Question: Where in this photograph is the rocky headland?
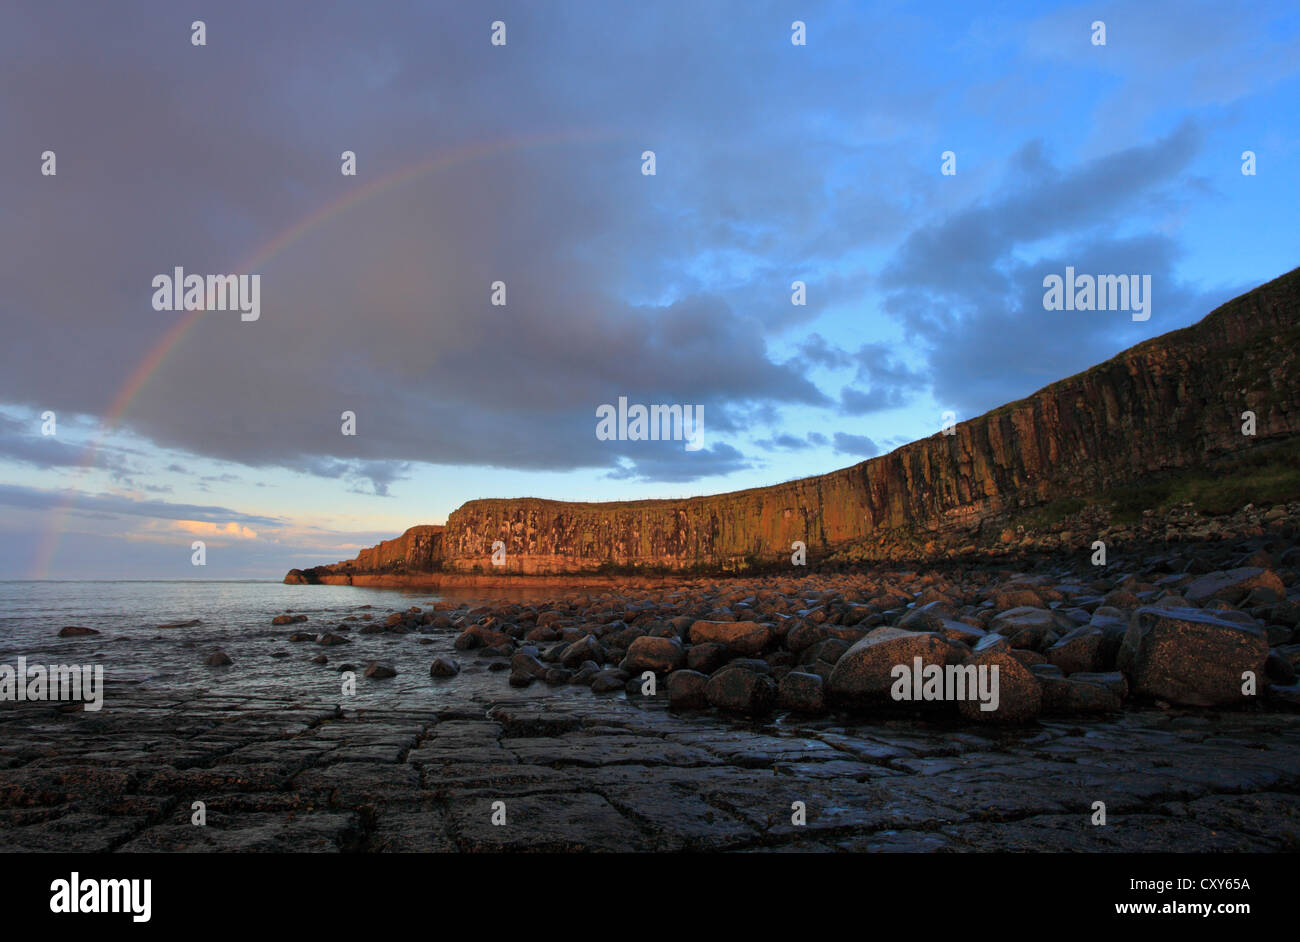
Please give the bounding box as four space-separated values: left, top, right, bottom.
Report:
287 266 1299 585
274 267 1300 729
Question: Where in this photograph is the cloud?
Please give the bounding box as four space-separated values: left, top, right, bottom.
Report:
604 443 749 483
832 433 879 458
876 123 1238 415
755 433 812 452
0 483 284 527
173 520 259 541
0 1 892 489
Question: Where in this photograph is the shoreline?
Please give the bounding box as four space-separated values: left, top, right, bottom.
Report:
4 522 1298 852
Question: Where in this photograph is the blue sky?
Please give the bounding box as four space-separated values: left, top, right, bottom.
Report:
1 0 1297 578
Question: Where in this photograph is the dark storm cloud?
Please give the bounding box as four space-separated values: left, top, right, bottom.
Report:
876 122 1236 415
0 0 922 487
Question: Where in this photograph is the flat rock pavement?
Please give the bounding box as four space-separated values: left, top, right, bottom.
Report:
2 684 1297 852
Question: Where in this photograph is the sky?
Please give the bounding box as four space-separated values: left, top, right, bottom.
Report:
1 0 1297 579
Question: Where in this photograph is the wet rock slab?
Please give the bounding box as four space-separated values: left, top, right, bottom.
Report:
0 682 1296 852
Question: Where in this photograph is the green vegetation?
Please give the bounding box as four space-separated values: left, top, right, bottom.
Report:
1107 439 1300 520
1022 496 1088 529
1022 439 1300 527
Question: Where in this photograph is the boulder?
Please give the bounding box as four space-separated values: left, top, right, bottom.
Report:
956 650 1041 725
272 614 308 626
589 669 630 693
1037 674 1123 714
57 626 99 637
827 627 965 706
667 670 709 709
429 657 460 678
1118 607 1269 706
990 607 1061 649
204 651 232 666
621 636 685 674
688 620 773 656
560 634 604 668
784 621 829 653
364 662 398 679
454 625 512 651
1184 568 1286 605
705 667 777 714
687 642 729 674
777 671 826 714
1046 625 1105 674
510 652 549 680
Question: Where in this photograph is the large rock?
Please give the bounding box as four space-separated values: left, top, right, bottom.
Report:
705 667 776 714
667 670 709 709
429 657 460 678
57 626 99 637
560 634 604 667
827 627 965 706
1036 673 1123 714
454 625 512 651
957 650 1041 725
1118 607 1269 707
688 620 772 656
990 607 1061 649
687 642 729 674
589 669 630 693
777 671 826 713
1046 625 1105 674
272 614 308 625
510 652 549 680
1184 568 1286 605
621 636 685 674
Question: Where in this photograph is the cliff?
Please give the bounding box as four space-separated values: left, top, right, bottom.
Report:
287 266 1300 584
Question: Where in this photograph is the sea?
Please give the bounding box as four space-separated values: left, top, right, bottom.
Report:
0 580 553 709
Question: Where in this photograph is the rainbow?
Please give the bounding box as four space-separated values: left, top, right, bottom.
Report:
31 127 617 578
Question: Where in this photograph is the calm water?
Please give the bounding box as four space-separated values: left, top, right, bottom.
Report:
0 580 551 709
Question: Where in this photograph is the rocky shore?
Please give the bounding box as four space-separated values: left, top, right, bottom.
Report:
5 504 1299 852
412 502 1300 724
